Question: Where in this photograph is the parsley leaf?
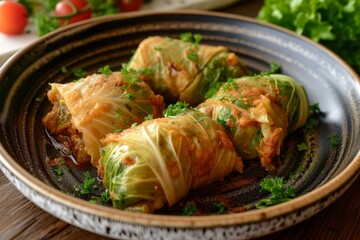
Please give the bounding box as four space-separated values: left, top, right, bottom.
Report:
256 177 296 208
297 142 308 151
182 202 197 216
98 65 113 75
213 202 225 214
144 114 153 121
53 166 64 176
330 135 339 148
121 68 139 85
222 78 238 92
71 67 88 78
187 51 199 62
163 102 190 117
75 171 97 195
180 32 193 42
260 62 282 75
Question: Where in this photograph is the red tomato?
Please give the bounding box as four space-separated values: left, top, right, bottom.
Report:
0 0 28 35
54 0 92 25
118 0 142 12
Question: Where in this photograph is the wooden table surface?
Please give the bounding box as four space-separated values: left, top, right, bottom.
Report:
1 0 360 239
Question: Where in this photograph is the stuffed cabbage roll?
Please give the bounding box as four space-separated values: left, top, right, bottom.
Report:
98 110 243 213
197 74 309 170
127 36 248 105
43 71 165 167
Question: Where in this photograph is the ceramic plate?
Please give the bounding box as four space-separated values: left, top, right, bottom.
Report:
1 11 360 240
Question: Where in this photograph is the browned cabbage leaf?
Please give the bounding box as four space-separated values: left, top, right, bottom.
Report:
98 110 243 213
197 74 309 171
43 71 165 167
127 36 248 105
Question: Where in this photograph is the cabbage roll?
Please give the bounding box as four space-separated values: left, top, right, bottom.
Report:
42 71 165 167
127 36 248 105
98 110 243 213
197 74 309 170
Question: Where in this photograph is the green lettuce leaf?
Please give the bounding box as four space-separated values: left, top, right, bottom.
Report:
258 0 360 74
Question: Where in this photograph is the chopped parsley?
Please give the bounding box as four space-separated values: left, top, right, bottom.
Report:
330 135 339 148
53 166 64 176
121 68 139 85
114 128 123 133
179 32 193 42
71 67 88 78
137 68 152 75
187 51 199 62
213 202 225 214
98 65 113 75
297 142 308 151
75 171 97 195
256 177 296 208
260 62 282 75
89 189 111 204
61 66 68 73
154 45 162 51
179 32 203 46
125 93 135 100
163 101 190 117
216 117 228 129
144 114 153 121
182 202 197 216
222 78 238 92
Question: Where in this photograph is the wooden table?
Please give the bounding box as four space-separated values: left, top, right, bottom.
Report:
1 1 359 239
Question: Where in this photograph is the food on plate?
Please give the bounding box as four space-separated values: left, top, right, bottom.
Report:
197 74 309 170
127 36 249 105
42 71 165 167
98 110 243 213
43 34 310 214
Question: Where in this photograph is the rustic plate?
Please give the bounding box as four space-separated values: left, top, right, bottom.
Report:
1 11 360 240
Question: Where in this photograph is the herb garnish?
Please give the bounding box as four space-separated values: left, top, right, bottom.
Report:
213 202 225 214
187 51 199 62
180 32 203 46
89 189 111 204
154 45 162 51
53 166 64 176
121 68 139 85
256 177 296 208
222 78 238 92
182 202 197 216
74 171 97 195
163 101 190 117
98 65 113 75
144 114 153 121
297 142 308 151
71 67 88 78
260 62 282 75
125 93 135 100
330 135 339 148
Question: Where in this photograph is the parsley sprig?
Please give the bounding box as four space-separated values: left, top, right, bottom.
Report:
182 202 197 216
74 171 98 195
256 177 296 208
163 101 190 117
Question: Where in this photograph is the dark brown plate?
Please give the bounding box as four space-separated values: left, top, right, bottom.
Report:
1 11 360 240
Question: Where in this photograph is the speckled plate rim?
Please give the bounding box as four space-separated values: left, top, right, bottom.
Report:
1 9 360 234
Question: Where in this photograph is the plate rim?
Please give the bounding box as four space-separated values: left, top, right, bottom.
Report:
1 9 360 229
